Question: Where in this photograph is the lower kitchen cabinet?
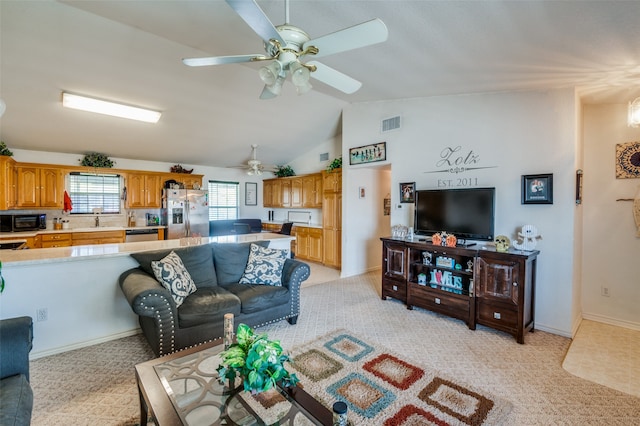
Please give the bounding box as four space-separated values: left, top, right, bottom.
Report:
293 226 323 263
380 237 538 343
72 230 126 246
40 233 72 248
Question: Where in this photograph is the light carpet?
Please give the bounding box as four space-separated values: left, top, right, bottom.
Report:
289 329 512 425
29 271 640 425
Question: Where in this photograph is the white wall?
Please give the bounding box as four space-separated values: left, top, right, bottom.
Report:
582 104 640 329
342 89 581 336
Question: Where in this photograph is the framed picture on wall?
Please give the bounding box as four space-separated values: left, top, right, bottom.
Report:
522 173 553 204
349 142 386 165
245 182 257 206
400 182 415 203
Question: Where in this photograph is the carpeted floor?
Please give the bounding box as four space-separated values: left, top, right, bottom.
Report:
30 270 640 425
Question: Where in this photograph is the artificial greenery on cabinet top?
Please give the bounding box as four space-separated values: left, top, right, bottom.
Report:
80 152 114 168
0 141 13 157
274 165 295 177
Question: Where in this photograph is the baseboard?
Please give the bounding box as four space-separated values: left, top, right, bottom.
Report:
581 313 640 331
30 328 142 360
535 323 573 338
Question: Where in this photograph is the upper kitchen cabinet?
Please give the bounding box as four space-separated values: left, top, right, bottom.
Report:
0 156 17 210
302 173 322 208
168 173 203 190
322 169 342 193
15 165 64 208
262 173 322 209
126 172 162 208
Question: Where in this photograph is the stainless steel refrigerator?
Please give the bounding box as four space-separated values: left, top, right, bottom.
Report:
162 189 209 239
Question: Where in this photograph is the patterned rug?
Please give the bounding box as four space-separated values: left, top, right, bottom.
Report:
287 329 513 426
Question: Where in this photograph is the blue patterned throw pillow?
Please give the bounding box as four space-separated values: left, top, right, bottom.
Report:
151 251 197 307
239 243 289 286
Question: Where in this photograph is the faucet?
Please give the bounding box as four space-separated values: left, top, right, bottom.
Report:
95 215 100 227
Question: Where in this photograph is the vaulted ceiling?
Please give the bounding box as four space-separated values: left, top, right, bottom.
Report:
1 1 639 169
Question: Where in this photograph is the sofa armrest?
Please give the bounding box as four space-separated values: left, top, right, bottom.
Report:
281 259 310 291
118 268 178 320
0 316 33 381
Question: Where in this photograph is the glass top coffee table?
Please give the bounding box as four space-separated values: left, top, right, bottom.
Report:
135 339 331 425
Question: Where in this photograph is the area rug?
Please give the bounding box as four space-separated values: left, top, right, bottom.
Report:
287 329 513 426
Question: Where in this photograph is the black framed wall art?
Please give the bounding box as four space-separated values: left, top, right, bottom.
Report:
522 173 553 204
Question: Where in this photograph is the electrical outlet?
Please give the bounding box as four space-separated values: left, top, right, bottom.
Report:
601 287 610 297
36 308 48 322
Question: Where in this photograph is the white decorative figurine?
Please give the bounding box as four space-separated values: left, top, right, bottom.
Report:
513 224 542 251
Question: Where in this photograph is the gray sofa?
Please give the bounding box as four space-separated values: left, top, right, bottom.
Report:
0 316 33 426
119 241 309 357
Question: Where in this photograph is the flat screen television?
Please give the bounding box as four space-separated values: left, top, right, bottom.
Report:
414 187 495 242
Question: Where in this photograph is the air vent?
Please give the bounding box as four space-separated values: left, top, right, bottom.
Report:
320 152 329 162
381 115 401 133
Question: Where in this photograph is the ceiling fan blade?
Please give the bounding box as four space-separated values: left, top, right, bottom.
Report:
303 18 388 59
182 54 266 67
226 0 286 45
307 61 362 94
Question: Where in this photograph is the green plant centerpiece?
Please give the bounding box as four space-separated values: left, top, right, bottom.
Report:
80 152 114 168
217 323 299 394
274 165 295 178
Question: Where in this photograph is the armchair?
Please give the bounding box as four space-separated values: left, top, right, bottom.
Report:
0 316 34 426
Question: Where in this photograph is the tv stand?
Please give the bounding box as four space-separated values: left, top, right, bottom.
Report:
457 240 476 247
381 237 539 344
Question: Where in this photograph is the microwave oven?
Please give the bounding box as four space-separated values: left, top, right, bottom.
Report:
0 214 47 232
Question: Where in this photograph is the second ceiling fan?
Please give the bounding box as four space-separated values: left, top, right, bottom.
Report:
183 0 388 99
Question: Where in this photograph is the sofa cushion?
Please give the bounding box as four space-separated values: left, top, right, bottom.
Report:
211 241 269 285
223 283 290 314
177 287 241 328
0 374 33 426
131 244 218 288
239 244 289 286
151 251 197 307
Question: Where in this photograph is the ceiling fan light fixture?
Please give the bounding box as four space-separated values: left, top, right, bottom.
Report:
629 97 640 128
259 61 281 85
265 75 285 96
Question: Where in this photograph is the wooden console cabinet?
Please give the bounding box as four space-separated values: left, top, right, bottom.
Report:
381 238 538 343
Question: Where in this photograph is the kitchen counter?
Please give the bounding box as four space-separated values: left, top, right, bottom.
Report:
0 233 295 266
0 225 166 239
262 221 323 229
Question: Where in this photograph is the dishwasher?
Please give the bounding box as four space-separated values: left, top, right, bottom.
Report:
125 228 159 242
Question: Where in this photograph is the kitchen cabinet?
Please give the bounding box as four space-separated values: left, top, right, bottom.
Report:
322 170 341 268
72 230 126 245
15 165 64 208
302 173 322 208
290 178 302 208
169 173 203 190
40 233 72 248
262 173 322 209
0 156 17 210
293 226 323 263
262 223 282 232
126 173 162 208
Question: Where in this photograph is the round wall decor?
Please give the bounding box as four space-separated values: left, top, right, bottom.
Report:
616 142 640 179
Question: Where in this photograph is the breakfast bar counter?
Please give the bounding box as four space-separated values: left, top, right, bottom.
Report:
0 233 295 358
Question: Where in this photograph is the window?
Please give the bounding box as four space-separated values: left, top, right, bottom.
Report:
208 180 239 220
69 173 121 214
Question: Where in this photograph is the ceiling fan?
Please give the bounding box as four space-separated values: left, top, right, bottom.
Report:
230 144 277 175
182 0 388 99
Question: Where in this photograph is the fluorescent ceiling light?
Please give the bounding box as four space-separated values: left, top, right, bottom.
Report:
62 92 161 123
